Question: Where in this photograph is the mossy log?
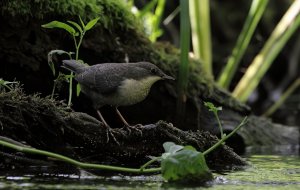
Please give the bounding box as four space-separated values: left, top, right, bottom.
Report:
0 89 247 171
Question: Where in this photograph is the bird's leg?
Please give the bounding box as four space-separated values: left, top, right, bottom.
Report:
96 110 119 145
115 107 142 135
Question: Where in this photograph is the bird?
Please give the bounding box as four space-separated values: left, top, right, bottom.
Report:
62 60 174 142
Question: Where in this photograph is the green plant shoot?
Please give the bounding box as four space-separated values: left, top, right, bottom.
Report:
42 16 100 107
0 79 17 91
204 102 224 138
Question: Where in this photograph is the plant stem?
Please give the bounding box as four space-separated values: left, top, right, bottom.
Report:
51 79 57 99
75 32 84 60
67 32 84 107
0 140 161 173
263 78 300 117
67 72 73 107
176 0 190 118
140 157 160 171
214 112 223 138
203 117 248 156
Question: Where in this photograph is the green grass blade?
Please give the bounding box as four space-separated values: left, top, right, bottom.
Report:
263 78 300 117
217 0 269 89
176 0 190 117
137 0 158 18
233 0 300 102
189 0 212 76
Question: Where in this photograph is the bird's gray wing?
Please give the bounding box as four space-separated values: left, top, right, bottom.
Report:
75 64 125 94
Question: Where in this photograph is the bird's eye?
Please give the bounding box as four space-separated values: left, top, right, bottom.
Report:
150 68 157 74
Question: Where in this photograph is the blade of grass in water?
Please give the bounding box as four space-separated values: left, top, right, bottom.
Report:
176 0 190 117
190 0 212 76
263 78 300 117
233 0 300 102
217 0 269 89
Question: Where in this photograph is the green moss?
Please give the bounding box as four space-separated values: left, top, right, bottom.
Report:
0 0 140 31
1 0 100 19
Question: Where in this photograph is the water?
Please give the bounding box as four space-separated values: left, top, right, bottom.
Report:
0 150 299 189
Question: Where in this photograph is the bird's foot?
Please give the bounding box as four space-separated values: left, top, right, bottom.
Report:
105 127 120 145
123 124 143 136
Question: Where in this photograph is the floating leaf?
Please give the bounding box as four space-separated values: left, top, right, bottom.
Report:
161 142 213 183
42 21 76 36
85 17 100 31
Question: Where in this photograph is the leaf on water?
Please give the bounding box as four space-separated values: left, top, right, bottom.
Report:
161 142 213 183
85 17 100 31
42 21 76 36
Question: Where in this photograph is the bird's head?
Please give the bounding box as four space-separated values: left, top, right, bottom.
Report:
135 62 175 81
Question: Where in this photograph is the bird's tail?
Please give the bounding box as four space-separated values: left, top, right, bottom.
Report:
62 60 86 74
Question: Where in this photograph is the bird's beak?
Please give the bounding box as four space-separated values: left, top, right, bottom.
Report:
162 74 175 80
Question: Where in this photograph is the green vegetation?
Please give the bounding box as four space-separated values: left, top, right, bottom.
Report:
187 0 300 105
204 102 224 138
217 0 269 89
42 16 99 106
133 0 166 42
232 0 300 102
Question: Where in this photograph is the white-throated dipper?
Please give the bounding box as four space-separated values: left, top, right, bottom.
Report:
62 60 174 142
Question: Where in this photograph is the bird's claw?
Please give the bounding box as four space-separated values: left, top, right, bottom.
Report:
123 124 143 136
105 127 120 145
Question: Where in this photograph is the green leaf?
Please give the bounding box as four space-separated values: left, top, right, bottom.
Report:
47 50 74 76
85 17 100 31
67 21 83 33
161 142 213 183
0 79 17 90
42 21 76 36
79 15 85 28
162 142 184 159
76 83 81 96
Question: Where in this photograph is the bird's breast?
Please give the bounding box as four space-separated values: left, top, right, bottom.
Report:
115 76 161 106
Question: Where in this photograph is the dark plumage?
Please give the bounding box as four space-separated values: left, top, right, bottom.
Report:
63 60 174 108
